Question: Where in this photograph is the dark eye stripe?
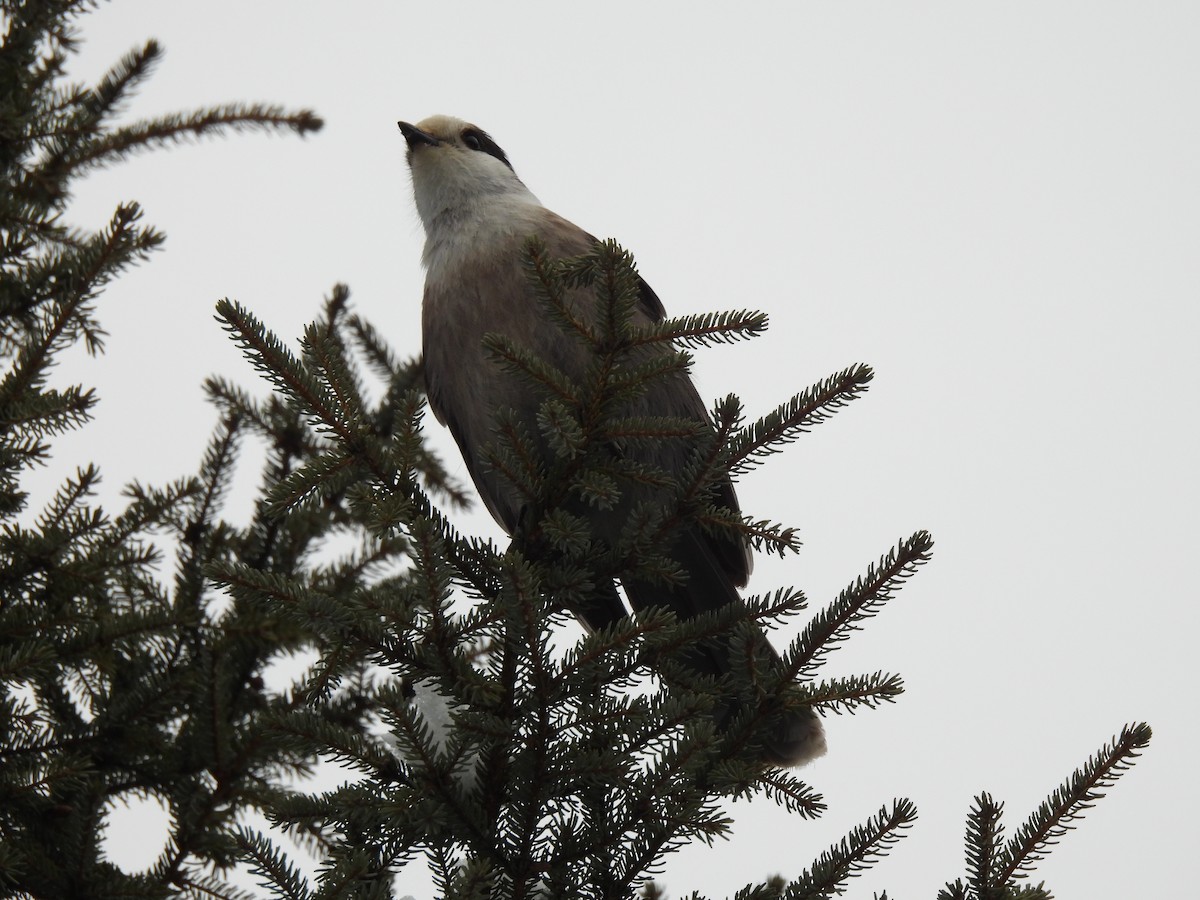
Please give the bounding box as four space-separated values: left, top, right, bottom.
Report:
461 127 514 172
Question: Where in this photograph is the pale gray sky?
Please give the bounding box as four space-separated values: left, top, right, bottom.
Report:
42 1 1198 896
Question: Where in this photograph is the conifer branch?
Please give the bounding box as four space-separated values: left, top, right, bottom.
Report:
84 39 162 123
537 398 587 461
483 412 545 509
787 531 934 679
558 609 671 685
577 239 642 347
599 414 707 445
935 882 970 900
174 417 242 579
215 300 349 445
746 769 827 819
522 236 599 346
692 505 800 559
0 385 95 437
233 829 312 900
202 376 286 441
482 332 579 403
0 204 159 405
32 462 99 532
301 321 369 434
787 800 917 898
111 477 199 551
0 212 87 269
628 309 770 350
344 312 410 383
178 872 261 900
260 710 404 782
591 350 695 408
965 792 1005 896
993 722 1152 886
394 406 472 509
34 103 322 183
801 672 905 714
666 395 740 535
728 364 874 477
264 449 361 516
568 468 621 510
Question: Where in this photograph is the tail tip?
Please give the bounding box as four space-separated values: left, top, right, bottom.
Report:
759 707 827 768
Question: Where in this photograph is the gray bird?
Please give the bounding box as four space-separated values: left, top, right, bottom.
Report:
399 115 825 767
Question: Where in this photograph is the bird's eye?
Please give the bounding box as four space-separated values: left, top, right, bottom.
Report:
457 127 515 171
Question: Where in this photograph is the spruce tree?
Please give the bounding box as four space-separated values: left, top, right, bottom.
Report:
0 4 1152 899
0 3 361 896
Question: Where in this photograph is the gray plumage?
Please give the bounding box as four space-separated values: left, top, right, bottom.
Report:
400 115 825 767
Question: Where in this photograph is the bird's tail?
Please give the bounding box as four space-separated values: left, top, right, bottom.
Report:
756 697 827 768
622 527 826 768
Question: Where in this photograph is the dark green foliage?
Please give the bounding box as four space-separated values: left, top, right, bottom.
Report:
207 237 933 899
0 3 367 896
936 723 1153 900
0 4 1153 899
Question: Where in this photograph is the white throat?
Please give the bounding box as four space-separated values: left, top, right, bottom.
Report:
415 175 545 279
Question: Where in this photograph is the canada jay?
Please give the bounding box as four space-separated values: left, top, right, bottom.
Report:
399 115 825 767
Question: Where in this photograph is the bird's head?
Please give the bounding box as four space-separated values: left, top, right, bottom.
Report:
398 115 535 230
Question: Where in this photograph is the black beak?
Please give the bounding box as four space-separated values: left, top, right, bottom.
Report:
397 121 440 149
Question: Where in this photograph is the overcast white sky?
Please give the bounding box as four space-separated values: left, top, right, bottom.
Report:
38 1 1198 896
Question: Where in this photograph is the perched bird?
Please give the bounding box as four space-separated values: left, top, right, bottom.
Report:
399 115 825 767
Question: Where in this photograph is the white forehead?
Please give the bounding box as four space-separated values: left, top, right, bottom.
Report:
415 114 470 141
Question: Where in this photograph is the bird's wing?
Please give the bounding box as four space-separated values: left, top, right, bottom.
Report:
423 210 751 587
537 213 752 588
634 274 667 322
